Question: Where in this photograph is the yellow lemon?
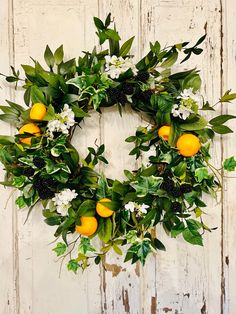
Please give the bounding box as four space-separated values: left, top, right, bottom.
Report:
30 103 47 120
75 216 98 236
158 125 171 141
96 198 113 218
176 134 201 157
19 123 41 145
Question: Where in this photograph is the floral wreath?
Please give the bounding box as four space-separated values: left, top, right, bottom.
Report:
0 14 236 273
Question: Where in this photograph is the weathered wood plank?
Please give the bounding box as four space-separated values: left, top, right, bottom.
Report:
98 2 143 313
0 1 16 313
140 1 222 313
13 1 101 313
221 0 236 313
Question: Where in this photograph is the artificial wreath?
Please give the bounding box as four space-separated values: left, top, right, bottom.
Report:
0 14 236 273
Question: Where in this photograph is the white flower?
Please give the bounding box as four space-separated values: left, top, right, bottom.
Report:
47 104 75 138
171 103 193 120
124 201 135 212
177 88 203 107
124 202 149 216
104 55 137 79
138 203 149 214
52 188 78 216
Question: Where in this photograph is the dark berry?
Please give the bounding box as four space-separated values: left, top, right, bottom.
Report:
163 169 173 179
171 187 182 198
33 157 46 169
161 179 175 192
142 90 152 102
180 184 193 194
38 188 54 200
171 201 182 213
136 70 150 82
23 167 35 177
122 84 134 95
107 88 120 103
118 91 127 105
44 178 57 188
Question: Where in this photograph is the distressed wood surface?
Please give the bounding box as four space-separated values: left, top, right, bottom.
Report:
0 0 235 313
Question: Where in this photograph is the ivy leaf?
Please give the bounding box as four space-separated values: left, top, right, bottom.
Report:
15 196 26 209
53 242 67 256
78 238 96 254
67 259 80 273
195 167 209 182
224 156 236 172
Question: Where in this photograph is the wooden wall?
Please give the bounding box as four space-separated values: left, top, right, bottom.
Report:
0 0 235 313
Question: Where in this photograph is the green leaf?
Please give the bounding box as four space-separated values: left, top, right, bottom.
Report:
71 105 89 118
44 45 55 68
119 36 135 56
183 73 201 91
180 116 208 131
78 200 96 216
195 167 209 182
93 17 105 30
130 176 163 197
13 175 26 188
67 259 80 273
0 135 15 145
174 161 187 177
153 238 166 251
30 85 46 104
171 222 185 238
182 228 203 246
15 196 26 209
224 156 236 172
105 29 121 41
125 136 136 143
212 125 233 134
78 238 96 254
161 51 178 68
98 218 112 243
209 114 236 126
220 90 236 103
43 104 55 121
54 45 64 65
53 242 67 256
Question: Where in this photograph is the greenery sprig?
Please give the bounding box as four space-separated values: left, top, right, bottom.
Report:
0 14 236 273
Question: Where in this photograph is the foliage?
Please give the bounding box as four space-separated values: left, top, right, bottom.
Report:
0 14 235 272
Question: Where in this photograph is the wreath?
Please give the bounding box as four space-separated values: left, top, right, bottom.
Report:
0 14 236 273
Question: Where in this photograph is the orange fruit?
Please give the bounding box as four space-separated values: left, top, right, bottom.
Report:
75 216 98 236
158 125 171 141
30 103 47 120
96 198 113 218
176 134 201 157
19 123 41 145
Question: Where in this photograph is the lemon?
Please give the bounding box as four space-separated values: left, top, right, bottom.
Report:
19 123 41 145
176 134 201 157
96 198 114 218
30 103 47 120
